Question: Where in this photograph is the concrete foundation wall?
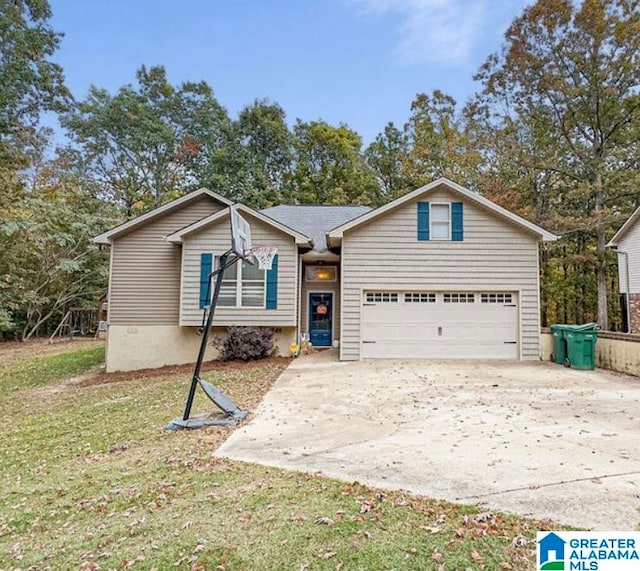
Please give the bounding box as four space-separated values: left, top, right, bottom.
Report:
540 331 640 377
106 325 296 372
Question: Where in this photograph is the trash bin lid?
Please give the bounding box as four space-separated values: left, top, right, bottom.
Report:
562 322 599 331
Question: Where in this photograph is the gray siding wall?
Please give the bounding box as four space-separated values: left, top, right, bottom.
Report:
617 223 640 294
109 198 222 325
180 214 298 326
300 264 340 343
340 186 541 360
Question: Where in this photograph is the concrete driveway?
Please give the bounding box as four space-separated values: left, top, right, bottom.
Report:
216 351 640 530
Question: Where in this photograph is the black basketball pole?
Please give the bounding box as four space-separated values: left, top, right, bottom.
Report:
182 250 237 421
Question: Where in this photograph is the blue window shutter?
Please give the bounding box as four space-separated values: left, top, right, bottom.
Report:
199 253 213 309
451 202 464 241
417 202 430 241
265 254 279 309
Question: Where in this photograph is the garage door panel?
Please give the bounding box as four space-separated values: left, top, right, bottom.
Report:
362 339 518 359
362 291 519 360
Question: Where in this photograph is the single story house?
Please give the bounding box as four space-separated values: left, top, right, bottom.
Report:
608 206 640 332
94 178 556 371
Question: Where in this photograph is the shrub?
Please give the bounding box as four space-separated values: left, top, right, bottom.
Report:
212 326 275 362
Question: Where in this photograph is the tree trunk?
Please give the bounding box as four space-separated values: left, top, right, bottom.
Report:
594 172 609 330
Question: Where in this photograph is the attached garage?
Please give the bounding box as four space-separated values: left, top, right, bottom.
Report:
362 291 519 359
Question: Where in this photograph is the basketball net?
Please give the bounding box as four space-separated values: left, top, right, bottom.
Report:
245 246 278 270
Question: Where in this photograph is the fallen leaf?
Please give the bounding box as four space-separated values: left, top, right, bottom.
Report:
474 511 493 523
500 562 513 569
320 551 337 559
511 534 528 548
289 514 306 522
471 550 485 565
360 502 372 514
431 551 443 562
315 516 335 526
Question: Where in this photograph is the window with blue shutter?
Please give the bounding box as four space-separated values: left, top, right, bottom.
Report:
199 253 213 309
265 254 278 309
451 202 464 241
417 202 430 241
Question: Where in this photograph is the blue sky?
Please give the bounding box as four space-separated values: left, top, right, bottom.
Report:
50 0 529 145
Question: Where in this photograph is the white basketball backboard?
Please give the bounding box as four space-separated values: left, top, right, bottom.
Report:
230 206 252 258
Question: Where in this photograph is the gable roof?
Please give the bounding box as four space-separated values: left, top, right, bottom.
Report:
93 188 233 244
607 205 640 247
261 205 371 252
166 203 312 246
326 178 558 244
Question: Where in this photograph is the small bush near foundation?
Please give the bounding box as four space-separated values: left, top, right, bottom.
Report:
212 326 275 361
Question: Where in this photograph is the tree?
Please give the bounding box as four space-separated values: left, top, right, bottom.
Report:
287 120 380 206
0 0 70 175
364 122 411 200
200 100 293 208
0 147 117 339
402 91 482 191
475 0 640 329
63 65 231 217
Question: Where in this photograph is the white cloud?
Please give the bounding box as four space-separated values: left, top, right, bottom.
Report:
353 0 490 66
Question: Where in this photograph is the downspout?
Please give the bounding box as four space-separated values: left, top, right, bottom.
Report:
297 253 303 349
618 250 632 333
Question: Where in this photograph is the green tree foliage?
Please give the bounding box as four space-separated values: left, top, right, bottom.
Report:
63 65 232 217
474 0 640 329
364 122 411 200
402 91 481 190
364 91 482 201
0 147 117 339
288 120 380 206
200 100 293 208
0 0 70 174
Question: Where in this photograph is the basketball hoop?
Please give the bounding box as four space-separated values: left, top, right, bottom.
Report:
246 246 278 270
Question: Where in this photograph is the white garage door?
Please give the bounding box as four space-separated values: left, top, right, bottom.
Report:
362 291 519 359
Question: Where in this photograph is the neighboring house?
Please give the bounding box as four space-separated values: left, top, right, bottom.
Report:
607 206 640 332
94 178 556 372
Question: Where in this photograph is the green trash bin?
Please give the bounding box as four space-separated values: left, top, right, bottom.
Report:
563 323 599 370
550 324 568 365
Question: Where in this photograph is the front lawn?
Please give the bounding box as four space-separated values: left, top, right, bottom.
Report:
0 342 543 570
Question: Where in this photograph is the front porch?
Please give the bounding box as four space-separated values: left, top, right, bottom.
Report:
299 261 340 349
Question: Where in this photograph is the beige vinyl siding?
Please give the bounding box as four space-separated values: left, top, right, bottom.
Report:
109 198 222 325
180 214 298 326
300 264 340 342
340 186 541 360
616 223 640 294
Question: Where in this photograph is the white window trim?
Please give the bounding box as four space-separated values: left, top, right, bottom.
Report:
430 202 451 241
220 260 266 309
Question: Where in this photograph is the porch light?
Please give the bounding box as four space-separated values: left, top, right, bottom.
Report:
305 265 337 282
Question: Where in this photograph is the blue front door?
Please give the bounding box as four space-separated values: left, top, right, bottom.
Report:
309 293 332 347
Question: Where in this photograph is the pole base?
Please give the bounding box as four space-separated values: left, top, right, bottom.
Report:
165 409 248 431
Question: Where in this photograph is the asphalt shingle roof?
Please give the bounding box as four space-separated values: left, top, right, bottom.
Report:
261 204 372 252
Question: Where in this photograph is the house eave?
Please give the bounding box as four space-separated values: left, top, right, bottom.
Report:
92 188 233 245
326 177 558 243
166 204 312 247
608 205 640 248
